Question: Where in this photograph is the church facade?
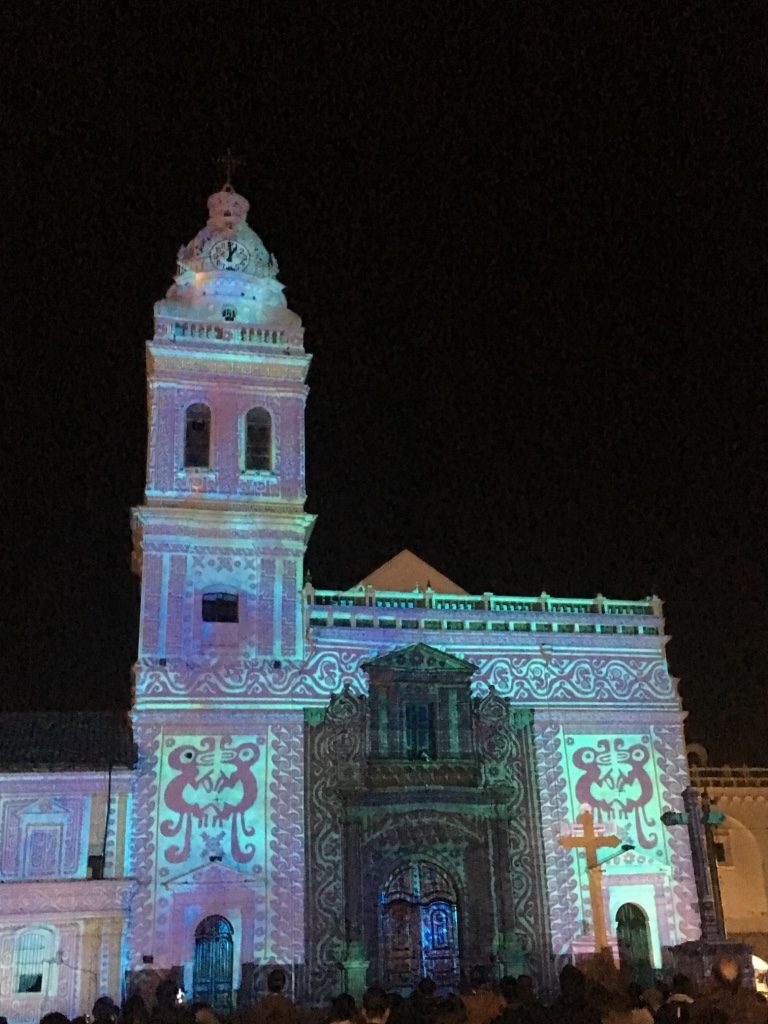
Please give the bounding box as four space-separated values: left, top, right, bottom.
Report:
0 183 701 1020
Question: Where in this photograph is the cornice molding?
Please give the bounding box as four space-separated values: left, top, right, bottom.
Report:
0 879 135 915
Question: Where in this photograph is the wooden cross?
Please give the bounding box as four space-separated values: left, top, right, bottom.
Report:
559 809 622 954
216 147 244 187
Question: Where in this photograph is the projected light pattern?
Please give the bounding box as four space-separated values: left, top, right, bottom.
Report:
570 736 659 851
159 734 265 865
127 716 305 980
536 722 699 963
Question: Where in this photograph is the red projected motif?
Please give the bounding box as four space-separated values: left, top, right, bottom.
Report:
572 737 657 849
160 735 260 863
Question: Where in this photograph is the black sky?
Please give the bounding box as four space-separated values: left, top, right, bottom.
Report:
3 4 767 763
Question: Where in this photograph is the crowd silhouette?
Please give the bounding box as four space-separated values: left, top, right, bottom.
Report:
14 956 768 1024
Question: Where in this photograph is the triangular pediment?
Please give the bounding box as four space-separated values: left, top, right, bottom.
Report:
20 797 70 819
355 549 467 595
362 643 477 675
163 860 261 889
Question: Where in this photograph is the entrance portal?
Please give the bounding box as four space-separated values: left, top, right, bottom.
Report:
381 862 459 992
193 915 234 1013
616 903 653 988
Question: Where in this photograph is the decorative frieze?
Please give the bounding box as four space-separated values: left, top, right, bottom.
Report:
134 647 677 707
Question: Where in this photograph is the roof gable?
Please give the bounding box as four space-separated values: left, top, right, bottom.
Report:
356 549 467 595
0 711 136 771
362 643 477 674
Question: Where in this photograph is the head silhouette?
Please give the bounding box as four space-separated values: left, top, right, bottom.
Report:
362 987 390 1024
712 956 741 993
329 994 356 1022
559 964 586 1004
267 969 287 994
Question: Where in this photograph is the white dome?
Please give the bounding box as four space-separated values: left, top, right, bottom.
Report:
179 183 278 278
155 183 301 332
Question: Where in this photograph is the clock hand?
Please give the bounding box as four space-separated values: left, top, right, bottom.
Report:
227 241 235 261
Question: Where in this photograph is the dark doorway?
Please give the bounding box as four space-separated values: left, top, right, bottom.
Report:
616 903 653 988
193 915 234 1013
381 862 459 992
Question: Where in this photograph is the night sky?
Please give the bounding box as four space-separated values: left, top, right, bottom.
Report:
4 5 767 763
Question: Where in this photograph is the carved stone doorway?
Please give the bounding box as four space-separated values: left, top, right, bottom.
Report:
616 903 653 989
381 862 459 992
193 915 234 1013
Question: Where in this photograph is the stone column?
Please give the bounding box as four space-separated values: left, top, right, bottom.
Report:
100 916 124 1001
342 811 366 952
80 919 102 1014
342 940 370 1001
683 787 724 942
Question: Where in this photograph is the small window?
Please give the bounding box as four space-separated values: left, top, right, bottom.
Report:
202 592 239 623
185 403 211 468
404 703 435 761
88 854 105 880
245 408 272 471
713 830 732 866
15 928 52 993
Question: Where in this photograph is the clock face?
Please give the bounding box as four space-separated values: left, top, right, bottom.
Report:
209 238 251 271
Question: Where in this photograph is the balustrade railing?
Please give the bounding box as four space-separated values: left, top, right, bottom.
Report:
153 318 304 350
303 584 661 636
690 766 768 788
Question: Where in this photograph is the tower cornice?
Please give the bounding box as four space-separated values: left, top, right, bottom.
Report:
132 504 316 537
147 341 311 383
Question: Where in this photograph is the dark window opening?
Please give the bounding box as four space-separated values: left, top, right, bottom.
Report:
245 408 272 471
714 841 727 863
404 703 435 761
18 973 43 993
202 592 239 623
185 403 211 468
88 854 105 880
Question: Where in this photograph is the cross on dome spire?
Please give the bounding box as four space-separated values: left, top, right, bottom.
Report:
216 147 245 190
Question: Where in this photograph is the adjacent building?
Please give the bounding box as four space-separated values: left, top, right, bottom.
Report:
688 750 768 972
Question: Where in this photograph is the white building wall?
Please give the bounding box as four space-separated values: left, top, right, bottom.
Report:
690 765 768 960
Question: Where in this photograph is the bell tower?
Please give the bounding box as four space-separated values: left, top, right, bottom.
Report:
127 182 311 998
132 182 315 677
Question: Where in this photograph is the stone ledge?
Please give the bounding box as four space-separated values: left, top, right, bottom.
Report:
0 878 135 916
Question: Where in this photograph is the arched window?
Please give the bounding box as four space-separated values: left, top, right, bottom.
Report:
14 927 54 993
244 408 272 471
185 404 211 468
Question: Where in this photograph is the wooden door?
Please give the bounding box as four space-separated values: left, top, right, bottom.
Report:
381 862 460 992
420 900 459 989
193 915 234 1013
616 903 653 988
